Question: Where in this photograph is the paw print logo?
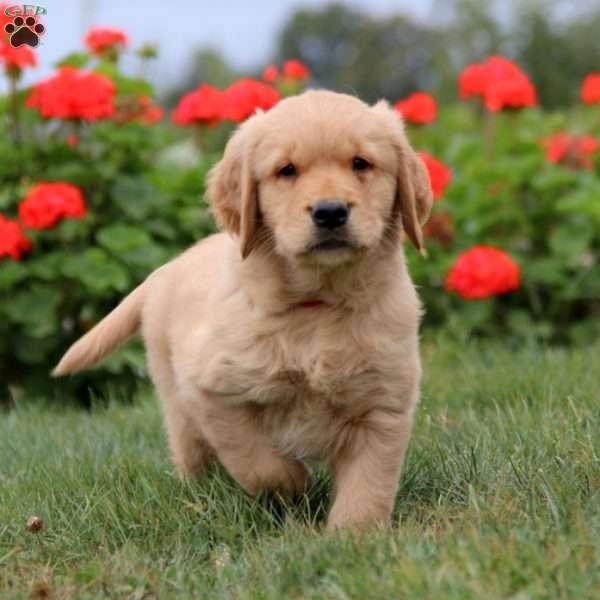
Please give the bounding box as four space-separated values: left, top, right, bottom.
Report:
5 15 45 48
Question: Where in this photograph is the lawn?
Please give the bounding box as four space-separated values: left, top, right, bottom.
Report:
1 335 599 599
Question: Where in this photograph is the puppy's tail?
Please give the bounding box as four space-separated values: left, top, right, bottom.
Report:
52 281 147 377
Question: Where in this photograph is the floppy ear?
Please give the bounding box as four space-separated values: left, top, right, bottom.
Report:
206 123 259 259
372 100 433 254
396 142 433 253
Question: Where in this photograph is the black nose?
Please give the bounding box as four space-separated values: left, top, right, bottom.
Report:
311 200 349 230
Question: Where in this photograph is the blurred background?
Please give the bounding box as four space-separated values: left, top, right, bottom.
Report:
2 0 600 401
12 0 600 109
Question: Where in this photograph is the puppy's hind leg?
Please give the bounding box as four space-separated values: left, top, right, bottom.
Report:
162 399 214 479
147 345 213 479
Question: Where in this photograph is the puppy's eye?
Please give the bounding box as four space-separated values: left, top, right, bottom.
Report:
277 163 297 178
352 156 371 172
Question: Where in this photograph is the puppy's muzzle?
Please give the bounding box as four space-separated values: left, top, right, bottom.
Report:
311 200 349 230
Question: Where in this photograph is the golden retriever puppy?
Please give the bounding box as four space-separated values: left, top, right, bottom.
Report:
54 90 432 530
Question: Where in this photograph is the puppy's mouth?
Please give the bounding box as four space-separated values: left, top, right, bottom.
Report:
310 238 352 252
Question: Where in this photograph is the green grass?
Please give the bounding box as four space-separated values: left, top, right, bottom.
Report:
1 336 599 599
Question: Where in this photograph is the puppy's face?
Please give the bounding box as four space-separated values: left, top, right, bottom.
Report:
207 91 432 267
253 97 400 267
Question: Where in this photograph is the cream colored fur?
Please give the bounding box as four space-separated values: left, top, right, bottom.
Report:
54 90 433 530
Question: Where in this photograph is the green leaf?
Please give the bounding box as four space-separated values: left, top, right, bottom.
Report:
61 248 130 294
55 52 91 69
97 224 152 253
0 261 28 291
177 206 216 236
548 223 593 262
145 219 178 240
97 223 168 271
524 259 568 287
2 285 61 338
94 63 154 97
530 168 578 195
45 162 98 187
100 338 147 374
111 176 167 220
55 218 91 242
14 334 60 364
557 185 600 221
27 252 64 281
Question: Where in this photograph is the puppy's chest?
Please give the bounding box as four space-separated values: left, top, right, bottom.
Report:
198 317 384 404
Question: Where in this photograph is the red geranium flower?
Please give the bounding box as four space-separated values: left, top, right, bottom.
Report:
172 84 225 126
262 64 279 83
19 182 87 230
0 41 36 68
581 74 600 105
26 67 115 121
137 96 163 124
578 135 599 155
446 246 520 300
222 78 280 122
418 152 452 199
542 132 598 170
114 95 163 125
394 92 437 125
282 59 310 80
84 27 128 55
0 214 31 260
459 56 537 112
458 63 488 98
543 132 569 163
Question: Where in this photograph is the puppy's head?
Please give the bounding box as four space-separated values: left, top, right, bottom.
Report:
207 90 432 266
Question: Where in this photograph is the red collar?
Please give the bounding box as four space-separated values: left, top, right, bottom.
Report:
298 299 327 308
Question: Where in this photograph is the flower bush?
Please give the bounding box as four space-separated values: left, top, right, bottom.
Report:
407 61 600 343
1 37 599 402
0 32 217 401
262 59 310 96
542 132 598 170
173 79 280 126
26 66 116 121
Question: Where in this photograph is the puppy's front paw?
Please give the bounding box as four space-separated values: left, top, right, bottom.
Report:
326 502 392 531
